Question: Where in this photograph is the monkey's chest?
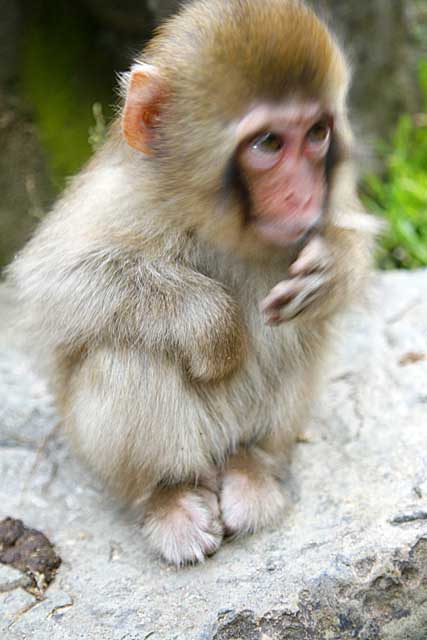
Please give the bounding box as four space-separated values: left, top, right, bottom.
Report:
214 320 315 443
203 263 323 439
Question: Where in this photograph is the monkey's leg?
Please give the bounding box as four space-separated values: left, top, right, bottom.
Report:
220 446 287 537
63 347 225 565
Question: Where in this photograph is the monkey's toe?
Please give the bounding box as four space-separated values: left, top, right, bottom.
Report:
142 486 223 566
220 470 286 538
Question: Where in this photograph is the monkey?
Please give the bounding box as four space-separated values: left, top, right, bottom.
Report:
7 0 377 566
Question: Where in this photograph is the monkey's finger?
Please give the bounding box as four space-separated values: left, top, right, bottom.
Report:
276 288 322 322
289 236 332 277
265 286 322 325
261 273 325 311
263 274 327 325
260 280 301 313
264 310 284 326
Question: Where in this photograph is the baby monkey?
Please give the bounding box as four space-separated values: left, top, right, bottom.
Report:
9 0 374 565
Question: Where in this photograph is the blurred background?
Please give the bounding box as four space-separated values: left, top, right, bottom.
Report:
0 0 426 271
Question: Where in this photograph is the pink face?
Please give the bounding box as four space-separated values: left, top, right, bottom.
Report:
237 101 333 246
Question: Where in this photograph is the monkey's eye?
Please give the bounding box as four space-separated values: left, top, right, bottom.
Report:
251 132 283 154
306 120 330 144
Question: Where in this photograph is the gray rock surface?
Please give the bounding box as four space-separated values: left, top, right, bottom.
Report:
0 271 427 640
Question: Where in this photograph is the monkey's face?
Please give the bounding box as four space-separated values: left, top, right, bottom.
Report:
122 66 339 255
231 100 333 247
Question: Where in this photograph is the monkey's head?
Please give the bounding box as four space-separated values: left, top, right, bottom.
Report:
120 0 352 256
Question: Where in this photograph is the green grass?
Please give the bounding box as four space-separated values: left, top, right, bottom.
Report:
363 61 427 270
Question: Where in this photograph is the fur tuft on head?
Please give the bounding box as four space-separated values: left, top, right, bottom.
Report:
139 0 349 115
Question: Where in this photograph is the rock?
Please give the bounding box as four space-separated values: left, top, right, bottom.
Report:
0 271 427 639
0 0 53 270
83 0 181 28
82 0 154 34
0 0 21 88
0 517 62 598
0 95 54 269
147 0 181 21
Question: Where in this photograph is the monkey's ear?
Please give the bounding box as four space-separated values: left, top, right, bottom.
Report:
122 64 167 155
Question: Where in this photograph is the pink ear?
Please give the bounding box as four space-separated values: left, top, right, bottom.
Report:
122 64 166 155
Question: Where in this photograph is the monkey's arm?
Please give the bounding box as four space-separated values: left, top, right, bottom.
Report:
135 262 247 382
10 244 246 383
261 217 374 324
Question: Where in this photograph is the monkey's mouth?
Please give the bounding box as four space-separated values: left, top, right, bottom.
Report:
253 210 322 247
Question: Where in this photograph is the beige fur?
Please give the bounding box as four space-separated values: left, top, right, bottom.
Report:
7 0 374 565
143 485 223 566
221 447 288 536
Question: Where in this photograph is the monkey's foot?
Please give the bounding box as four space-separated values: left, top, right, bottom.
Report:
142 485 223 566
220 462 286 537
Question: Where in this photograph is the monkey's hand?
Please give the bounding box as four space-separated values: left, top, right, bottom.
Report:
261 236 336 325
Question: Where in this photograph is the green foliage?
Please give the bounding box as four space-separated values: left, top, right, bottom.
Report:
88 103 108 152
20 4 115 188
364 61 427 270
